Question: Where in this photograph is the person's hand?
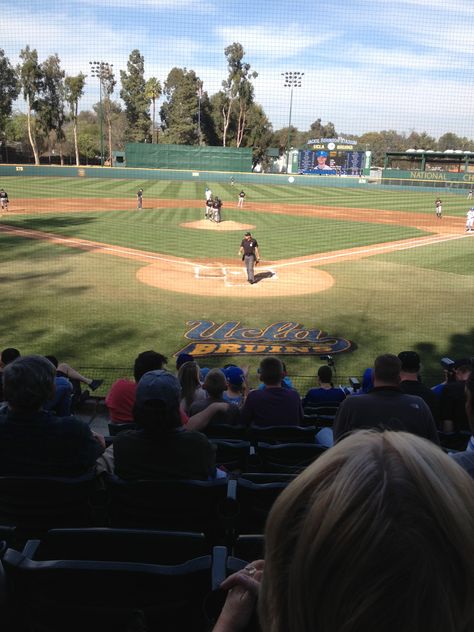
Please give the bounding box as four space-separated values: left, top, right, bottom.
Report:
213 560 264 632
92 432 106 449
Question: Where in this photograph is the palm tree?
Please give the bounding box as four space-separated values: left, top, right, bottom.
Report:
65 73 86 166
145 77 162 143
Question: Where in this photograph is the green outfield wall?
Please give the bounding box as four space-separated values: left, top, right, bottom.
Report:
125 143 252 172
382 169 474 190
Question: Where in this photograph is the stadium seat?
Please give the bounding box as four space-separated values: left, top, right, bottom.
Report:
302 403 340 426
204 424 248 441
248 424 317 445
3 546 214 632
107 422 138 436
210 439 251 472
0 473 102 542
105 475 236 542
255 442 327 474
231 476 289 534
23 528 210 564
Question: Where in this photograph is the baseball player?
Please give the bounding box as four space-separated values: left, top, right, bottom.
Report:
0 189 9 211
205 196 213 220
205 187 212 202
239 231 260 284
136 188 143 209
466 208 474 232
468 188 473 200
238 190 245 208
435 198 442 219
212 197 222 223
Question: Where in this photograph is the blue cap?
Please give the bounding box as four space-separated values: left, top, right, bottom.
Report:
316 150 328 157
136 370 181 407
224 366 245 386
176 353 193 370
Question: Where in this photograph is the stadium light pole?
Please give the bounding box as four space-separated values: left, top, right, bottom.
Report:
89 61 113 167
196 80 203 146
282 71 304 173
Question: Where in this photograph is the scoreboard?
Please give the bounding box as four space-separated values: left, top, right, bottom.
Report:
298 138 364 175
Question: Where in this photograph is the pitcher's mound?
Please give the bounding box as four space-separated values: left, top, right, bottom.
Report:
181 219 255 231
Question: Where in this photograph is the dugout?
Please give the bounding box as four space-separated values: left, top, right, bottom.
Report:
382 150 474 189
125 143 252 172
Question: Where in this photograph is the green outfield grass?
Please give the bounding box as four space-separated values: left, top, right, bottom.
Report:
2 174 472 216
0 209 426 261
0 175 472 391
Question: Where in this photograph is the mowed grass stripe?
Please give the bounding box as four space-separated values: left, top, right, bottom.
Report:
1 208 427 261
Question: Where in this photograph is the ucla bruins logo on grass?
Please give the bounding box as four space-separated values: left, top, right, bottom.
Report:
175 320 355 358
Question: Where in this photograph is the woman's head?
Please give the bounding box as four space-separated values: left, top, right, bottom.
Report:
260 431 474 632
177 361 201 408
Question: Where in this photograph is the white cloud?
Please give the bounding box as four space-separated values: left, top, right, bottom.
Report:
215 24 337 59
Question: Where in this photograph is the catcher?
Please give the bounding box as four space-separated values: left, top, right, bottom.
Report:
0 189 9 211
239 231 260 284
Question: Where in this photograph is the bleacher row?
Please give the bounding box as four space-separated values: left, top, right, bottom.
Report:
0 469 292 631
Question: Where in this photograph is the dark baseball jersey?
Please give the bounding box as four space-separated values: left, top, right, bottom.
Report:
241 237 258 256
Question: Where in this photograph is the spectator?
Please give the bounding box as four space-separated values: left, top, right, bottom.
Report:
105 351 168 424
187 369 240 430
0 355 104 476
398 351 440 425
176 353 194 371
223 366 247 407
96 369 218 480
240 356 304 427
0 347 21 401
302 365 346 407
178 360 207 415
214 431 474 632
43 355 73 417
440 358 472 433
55 361 103 392
257 360 294 390
333 354 439 444
360 367 373 393
451 374 474 476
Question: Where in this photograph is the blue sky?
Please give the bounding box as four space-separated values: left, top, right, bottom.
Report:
3 0 474 138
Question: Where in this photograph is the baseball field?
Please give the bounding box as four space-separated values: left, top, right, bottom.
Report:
1 174 472 391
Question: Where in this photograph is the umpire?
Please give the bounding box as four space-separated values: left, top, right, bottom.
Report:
239 231 260 284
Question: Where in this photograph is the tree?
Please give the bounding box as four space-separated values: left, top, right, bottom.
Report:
100 66 116 164
37 54 66 163
220 43 257 147
244 102 273 168
64 73 86 165
357 130 406 166
160 67 203 145
437 132 474 151
145 77 162 143
18 46 43 165
0 49 20 137
405 131 437 151
120 49 151 142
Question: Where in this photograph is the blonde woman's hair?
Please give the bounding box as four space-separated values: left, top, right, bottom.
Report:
177 361 200 411
259 430 474 632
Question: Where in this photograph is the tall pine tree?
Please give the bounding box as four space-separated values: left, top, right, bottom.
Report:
120 49 151 142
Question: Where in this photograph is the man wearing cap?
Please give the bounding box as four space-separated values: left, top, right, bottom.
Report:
315 150 333 171
398 351 439 425
239 232 260 284
96 369 221 480
440 358 472 433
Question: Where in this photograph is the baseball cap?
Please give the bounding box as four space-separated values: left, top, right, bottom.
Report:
454 358 472 370
244 231 251 236
224 366 245 386
398 351 420 372
135 370 181 407
176 352 193 370
316 150 328 157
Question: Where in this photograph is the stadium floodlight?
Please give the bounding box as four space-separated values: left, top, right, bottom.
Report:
282 71 304 173
89 61 114 167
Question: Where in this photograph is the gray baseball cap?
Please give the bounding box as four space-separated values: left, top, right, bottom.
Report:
136 370 181 407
